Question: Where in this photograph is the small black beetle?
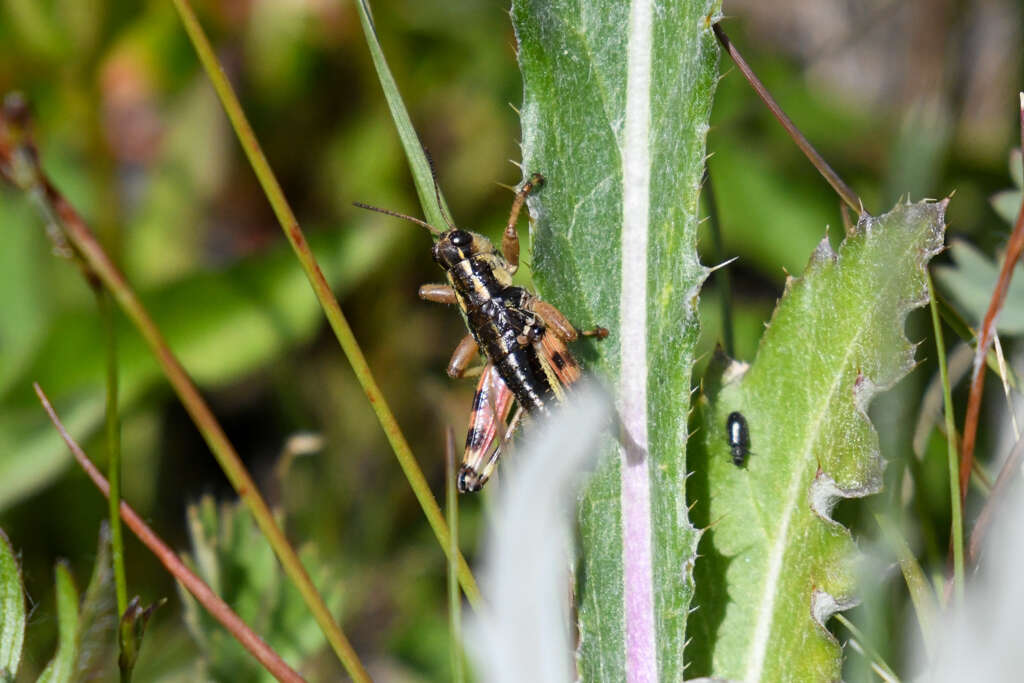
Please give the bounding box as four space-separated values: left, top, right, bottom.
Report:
726 411 750 467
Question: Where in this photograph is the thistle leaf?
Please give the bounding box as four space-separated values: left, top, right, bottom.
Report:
512 0 720 679
688 200 947 680
933 239 1024 335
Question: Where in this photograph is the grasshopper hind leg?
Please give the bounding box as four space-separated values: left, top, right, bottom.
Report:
457 364 520 493
458 406 525 493
526 298 609 343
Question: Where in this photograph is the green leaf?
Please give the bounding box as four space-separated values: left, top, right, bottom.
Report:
1010 148 1022 188
119 596 163 680
991 148 1023 226
37 563 80 683
933 240 1024 335
0 529 25 681
512 1 720 679
74 526 118 681
688 200 947 680
0 224 392 511
179 496 344 682
991 188 1022 227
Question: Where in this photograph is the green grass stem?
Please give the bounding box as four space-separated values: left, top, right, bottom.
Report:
96 289 128 619
927 273 964 603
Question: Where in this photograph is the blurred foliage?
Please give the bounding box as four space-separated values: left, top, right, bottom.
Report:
0 0 1021 680
179 495 343 681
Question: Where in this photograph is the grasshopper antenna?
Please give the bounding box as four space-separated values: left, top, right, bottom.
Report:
352 202 442 236
423 147 457 231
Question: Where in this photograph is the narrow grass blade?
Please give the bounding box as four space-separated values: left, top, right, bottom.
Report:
468 387 610 682
353 0 450 229
927 273 964 601
445 429 465 683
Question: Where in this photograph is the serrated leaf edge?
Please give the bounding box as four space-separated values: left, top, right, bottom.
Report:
743 201 946 681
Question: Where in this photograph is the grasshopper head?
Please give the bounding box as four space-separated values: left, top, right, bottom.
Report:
432 228 497 269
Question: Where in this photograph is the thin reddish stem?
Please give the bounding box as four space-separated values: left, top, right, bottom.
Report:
713 23 864 215
958 94 1024 505
34 384 306 683
969 434 1024 563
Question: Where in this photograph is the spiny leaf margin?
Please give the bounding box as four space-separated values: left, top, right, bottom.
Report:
512 0 721 679
688 199 947 681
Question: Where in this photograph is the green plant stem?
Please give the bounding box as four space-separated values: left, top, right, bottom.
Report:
833 614 901 683
96 288 128 619
969 434 1024 563
169 0 481 610
445 428 465 683
927 273 964 603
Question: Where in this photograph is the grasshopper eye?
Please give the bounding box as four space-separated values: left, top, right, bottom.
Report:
449 230 472 247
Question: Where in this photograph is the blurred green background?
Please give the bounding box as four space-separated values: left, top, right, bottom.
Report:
0 0 1021 680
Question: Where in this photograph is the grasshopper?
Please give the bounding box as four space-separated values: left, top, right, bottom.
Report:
356 173 606 492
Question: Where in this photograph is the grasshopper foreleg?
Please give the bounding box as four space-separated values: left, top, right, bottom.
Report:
502 172 545 275
419 283 458 305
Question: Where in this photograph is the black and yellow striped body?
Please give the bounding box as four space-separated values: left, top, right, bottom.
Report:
443 250 558 414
